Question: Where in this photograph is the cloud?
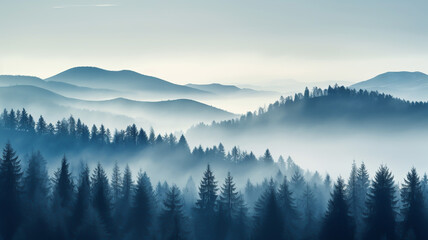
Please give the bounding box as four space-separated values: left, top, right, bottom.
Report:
53 4 117 9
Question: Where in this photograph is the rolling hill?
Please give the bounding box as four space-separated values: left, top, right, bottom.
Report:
0 85 236 132
0 75 120 100
351 71 428 101
45 66 209 96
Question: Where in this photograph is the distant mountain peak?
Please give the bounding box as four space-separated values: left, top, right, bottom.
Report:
45 66 208 95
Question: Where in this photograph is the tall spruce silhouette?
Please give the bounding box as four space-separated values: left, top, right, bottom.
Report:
52 155 74 210
194 164 218 240
159 185 188 240
91 163 114 235
0 143 23 240
364 165 397 240
400 168 428 239
129 171 154 239
277 176 299 240
320 177 355 240
253 179 284 240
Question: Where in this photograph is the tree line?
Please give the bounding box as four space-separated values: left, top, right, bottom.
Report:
193 85 428 131
0 142 427 240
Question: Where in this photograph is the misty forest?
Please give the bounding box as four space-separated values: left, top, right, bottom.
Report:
0 86 428 240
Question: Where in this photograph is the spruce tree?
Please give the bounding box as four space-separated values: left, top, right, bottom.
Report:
400 168 428 239
21 151 52 239
0 143 23 240
36 115 47 134
183 176 197 214
364 165 397 240
219 172 239 219
263 149 274 164
72 164 91 230
91 163 113 235
194 164 218 240
320 177 355 240
114 164 133 235
111 161 122 206
121 165 133 206
253 179 284 240
159 185 188 240
347 161 360 223
23 151 49 207
277 177 298 239
177 134 190 155
52 155 74 210
301 184 317 240
129 171 154 239
196 164 218 212
18 108 28 131
137 128 148 147
233 193 249 240
217 172 240 239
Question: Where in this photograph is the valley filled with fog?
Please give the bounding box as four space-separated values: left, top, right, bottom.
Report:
1 68 428 181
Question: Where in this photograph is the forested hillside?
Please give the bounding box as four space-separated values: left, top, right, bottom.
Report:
192 85 428 132
0 142 427 240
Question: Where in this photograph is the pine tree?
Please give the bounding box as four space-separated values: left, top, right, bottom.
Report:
196 164 218 212
0 143 23 240
36 116 47 134
72 164 91 231
219 172 239 219
121 165 133 206
73 165 108 240
8 109 17 129
148 128 156 145
68 115 76 138
400 168 428 239
23 151 49 207
129 171 155 239
263 149 274 164
354 162 370 238
159 185 188 240
253 179 284 240
347 161 360 223
52 155 74 210
90 124 98 144
111 162 122 206
18 108 28 131
177 134 190 154
194 164 218 240
137 128 148 147
91 163 113 235
183 176 197 214
233 193 249 240
99 125 106 145
277 177 299 239
217 172 240 238
320 177 355 240
21 151 52 239
364 165 397 240
28 114 35 133
301 184 317 240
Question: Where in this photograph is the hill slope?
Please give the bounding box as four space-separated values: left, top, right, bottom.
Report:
0 85 235 132
46 66 209 96
0 75 119 100
351 71 428 101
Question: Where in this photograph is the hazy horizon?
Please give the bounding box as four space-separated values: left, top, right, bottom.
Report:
1 0 428 87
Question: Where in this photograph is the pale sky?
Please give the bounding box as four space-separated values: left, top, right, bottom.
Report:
1 0 427 85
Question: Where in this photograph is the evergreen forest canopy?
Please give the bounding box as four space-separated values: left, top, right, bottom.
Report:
1 86 428 239
192 85 428 131
0 142 427 240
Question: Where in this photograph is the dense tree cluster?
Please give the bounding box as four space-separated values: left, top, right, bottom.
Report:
0 142 427 240
193 85 428 130
0 108 290 172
